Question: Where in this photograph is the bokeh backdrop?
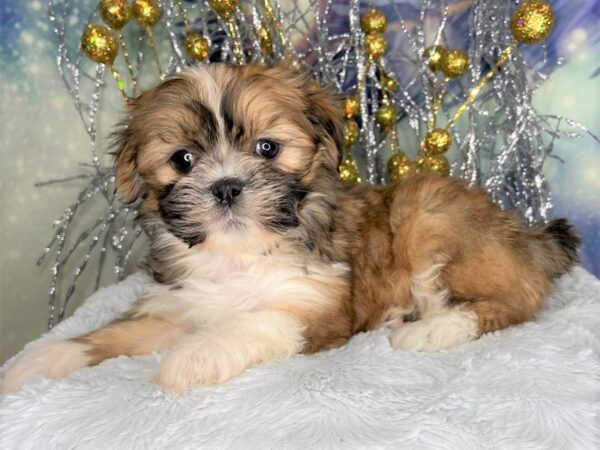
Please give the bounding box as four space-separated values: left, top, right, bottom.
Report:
1 0 599 363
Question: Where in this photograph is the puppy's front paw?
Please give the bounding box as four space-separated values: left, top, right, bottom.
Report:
155 344 243 395
390 310 479 352
1 340 90 394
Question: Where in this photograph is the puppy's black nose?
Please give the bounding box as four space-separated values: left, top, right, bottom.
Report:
211 178 245 206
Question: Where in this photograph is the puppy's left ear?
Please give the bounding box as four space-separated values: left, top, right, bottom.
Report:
304 81 344 170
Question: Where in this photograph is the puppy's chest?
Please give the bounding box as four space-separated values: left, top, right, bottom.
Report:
150 252 350 316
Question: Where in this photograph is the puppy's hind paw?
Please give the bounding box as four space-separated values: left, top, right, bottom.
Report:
1 340 91 394
390 310 479 352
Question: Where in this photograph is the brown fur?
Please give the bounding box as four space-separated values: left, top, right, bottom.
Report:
102 63 580 354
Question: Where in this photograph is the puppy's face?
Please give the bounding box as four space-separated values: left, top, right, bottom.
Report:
114 64 343 253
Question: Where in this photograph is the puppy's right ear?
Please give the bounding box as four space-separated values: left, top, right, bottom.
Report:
111 98 144 204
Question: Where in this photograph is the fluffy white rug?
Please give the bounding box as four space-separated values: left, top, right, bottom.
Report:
1 268 599 449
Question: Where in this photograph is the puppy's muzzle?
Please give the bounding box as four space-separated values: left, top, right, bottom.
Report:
211 178 245 207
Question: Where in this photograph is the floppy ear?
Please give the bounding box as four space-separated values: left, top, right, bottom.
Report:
268 64 344 170
305 83 344 170
111 108 144 204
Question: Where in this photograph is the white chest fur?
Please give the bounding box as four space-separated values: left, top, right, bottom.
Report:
139 249 350 326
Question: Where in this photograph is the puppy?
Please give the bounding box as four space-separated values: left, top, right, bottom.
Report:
2 64 579 394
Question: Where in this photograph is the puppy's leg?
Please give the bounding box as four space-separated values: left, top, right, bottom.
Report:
390 262 480 352
2 314 183 394
155 310 305 394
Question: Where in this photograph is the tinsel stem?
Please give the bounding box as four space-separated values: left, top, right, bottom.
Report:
263 0 297 66
109 65 129 102
145 26 165 80
118 33 139 96
176 0 190 29
226 19 244 63
429 76 449 130
446 42 518 129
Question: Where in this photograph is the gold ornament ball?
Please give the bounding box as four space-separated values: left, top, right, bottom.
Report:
416 154 450 177
360 8 387 34
209 0 240 20
339 156 362 184
381 73 399 92
99 0 131 30
423 128 452 154
81 24 119 66
342 97 360 119
343 120 360 148
422 45 446 72
388 152 413 183
364 32 387 59
511 0 554 44
131 0 161 28
441 49 469 78
375 104 396 131
184 32 210 61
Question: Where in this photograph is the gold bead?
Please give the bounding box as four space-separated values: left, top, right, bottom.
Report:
416 154 450 177
381 73 399 92
81 24 119 65
423 128 452 154
511 0 554 44
131 0 161 28
360 8 386 34
343 120 360 148
375 104 396 131
208 0 239 20
364 32 387 59
422 45 446 72
339 156 362 183
256 25 272 53
99 0 131 30
342 97 360 119
183 32 209 61
388 152 413 184
441 49 468 78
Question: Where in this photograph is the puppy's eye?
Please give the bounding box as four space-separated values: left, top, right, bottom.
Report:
255 139 280 159
170 149 195 174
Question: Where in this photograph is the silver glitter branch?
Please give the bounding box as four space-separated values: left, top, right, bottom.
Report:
41 0 593 327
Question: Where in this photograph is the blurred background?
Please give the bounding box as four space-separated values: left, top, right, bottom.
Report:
1 0 599 363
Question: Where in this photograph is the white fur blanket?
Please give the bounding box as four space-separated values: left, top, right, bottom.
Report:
1 268 599 449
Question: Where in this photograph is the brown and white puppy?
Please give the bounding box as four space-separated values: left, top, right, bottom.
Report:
2 64 580 394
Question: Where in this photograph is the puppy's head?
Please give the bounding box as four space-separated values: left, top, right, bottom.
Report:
113 64 343 254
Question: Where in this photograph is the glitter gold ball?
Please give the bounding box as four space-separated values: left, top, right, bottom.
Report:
339 156 362 183
416 154 450 177
441 49 469 78
81 24 119 65
422 45 446 72
360 8 387 34
256 25 272 53
131 0 160 28
342 97 360 119
99 0 131 30
183 32 209 61
388 152 413 184
364 32 387 59
375 104 396 131
209 0 240 20
424 128 452 154
381 73 399 92
343 120 360 148
511 0 554 44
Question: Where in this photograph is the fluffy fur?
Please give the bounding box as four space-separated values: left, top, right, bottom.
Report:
2 64 580 394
